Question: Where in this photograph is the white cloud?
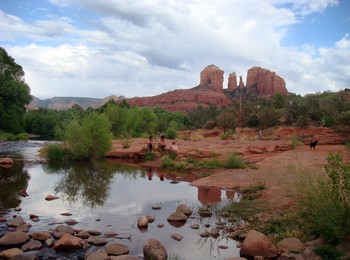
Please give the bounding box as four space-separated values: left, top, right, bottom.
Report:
1 0 349 99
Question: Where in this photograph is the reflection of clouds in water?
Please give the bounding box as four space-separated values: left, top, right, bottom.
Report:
11 162 241 258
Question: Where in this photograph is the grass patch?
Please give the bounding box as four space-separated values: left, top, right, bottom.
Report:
43 143 72 161
224 152 245 169
314 245 344 260
294 154 350 243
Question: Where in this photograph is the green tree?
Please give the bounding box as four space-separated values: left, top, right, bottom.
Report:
59 113 113 160
216 109 238 132
0 47 31 133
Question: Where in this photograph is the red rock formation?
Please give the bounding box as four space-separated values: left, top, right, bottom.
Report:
199 65 224 92
238 76 245 88
126 87 233 113
228 72 237 90
246 67 287 96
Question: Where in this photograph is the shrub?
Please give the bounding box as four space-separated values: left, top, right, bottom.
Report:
290 134 301 149
165 128 178 139
295 155 350 243
59 113 113 160
161 156 175 168
121 137 131 149
16 132 29 140
44 143 72 161
0 132 16 141
224 152 245 169
314 245 344 260
220 129 234 140
190 132 204 141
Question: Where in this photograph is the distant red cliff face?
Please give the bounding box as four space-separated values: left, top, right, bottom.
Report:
126 87 233 113
28 65 289 113
124 65 288 112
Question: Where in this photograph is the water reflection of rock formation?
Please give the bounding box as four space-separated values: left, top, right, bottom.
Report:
197 186 222 206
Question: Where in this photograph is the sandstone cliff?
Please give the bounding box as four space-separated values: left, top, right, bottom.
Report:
126 86 233 113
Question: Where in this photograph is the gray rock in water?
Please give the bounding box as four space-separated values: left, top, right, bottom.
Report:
0 248 23 259
0 231 30 246
167 212 188 222
53 233 86 250
87 230 102 236
7 216 26 227
143 238 167 260
200 230 210 238
87 236 108 246
190 224 200 229
176 204 193 216
171 233 184 241
137 216 149 228
53 224 74 238
21 240 42 251
45 194 59 201
104 243 129 256
65 219 78 225
210 227 220 238
85 249 109 260
32 231 52 241
11 250 41 260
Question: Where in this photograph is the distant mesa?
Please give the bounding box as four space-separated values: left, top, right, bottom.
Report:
28 65 288 113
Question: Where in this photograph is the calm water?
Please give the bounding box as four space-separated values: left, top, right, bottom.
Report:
0 141 240 259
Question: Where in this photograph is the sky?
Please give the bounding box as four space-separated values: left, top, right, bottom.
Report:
0 0 349 99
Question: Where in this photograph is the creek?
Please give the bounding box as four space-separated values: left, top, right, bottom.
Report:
0 140 240 259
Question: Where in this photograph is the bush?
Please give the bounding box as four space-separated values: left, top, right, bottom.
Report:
16 132 29 140
165 128 178 139
314 245 344 260
290 134 301 149
295 155 350 243
161 156 175 168
56 113 113 160
44 143 72 161
224 152 245 169
0 132 16 141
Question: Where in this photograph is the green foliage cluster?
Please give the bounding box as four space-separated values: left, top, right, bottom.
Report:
296 154 350 243
186 91 350 130
0 47 32 134
0 132 29 141
45 113 113 160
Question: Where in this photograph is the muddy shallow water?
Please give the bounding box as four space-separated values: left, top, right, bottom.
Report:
0 141 241 259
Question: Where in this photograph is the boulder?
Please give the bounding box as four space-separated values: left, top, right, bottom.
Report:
277 237 305 253
176 204 193 216
45 194 59 201
0 231 30 246
53 224 74 238
240 230 277 258
104 243 129 256
167 212 188 222
87 236 108 246
31 231 52 241
53 233 86 250
0 157 14 165
86 249 109 260
0 248 23 259
65 219 78 225
143 238 167 260
210 227 220 238
171 234 184 241
21 240 42 251
137 216 149 228
7 216 26 227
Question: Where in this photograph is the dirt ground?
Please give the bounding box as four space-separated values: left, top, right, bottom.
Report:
108 126 350 212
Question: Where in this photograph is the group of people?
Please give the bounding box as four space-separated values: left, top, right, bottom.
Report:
147 135 178 153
